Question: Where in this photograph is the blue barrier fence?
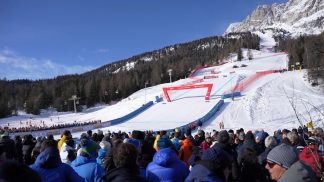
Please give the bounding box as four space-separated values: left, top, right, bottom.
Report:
11 101 154 137
12 90 240 138
170 92 242 133
155 96 161 103
103 101 154 126
221 92 241 99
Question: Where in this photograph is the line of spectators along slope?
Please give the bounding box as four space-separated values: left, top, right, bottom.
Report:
0 125 322 182
1 120 101 133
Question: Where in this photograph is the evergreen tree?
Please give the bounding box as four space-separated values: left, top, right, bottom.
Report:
237 48 243 61
0 32 262 118
0 98 10 118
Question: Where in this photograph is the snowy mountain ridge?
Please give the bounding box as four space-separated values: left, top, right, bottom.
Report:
225 0 324 36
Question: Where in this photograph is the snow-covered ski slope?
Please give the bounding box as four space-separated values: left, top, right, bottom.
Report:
1 32 323 137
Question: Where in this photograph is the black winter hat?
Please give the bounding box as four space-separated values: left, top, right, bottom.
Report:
245 132 254 140
80 133 89 140
63 130 71 136
217 130 230 144
132 130 144 140
198 130 205 136
201 146 229 170
185 129 192 137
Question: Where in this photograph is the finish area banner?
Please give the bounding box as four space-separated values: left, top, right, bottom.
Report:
162 84 213 102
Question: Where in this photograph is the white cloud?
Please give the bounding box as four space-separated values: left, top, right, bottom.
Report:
0 48 95 80
0 55 8 63
0 47 15 55
44 59 56 69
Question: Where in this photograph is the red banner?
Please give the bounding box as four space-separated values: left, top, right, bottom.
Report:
182 78 204 86
230 70 276 92
204 75 219 79
162 84 213 102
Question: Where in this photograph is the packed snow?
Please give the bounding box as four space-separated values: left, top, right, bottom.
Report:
1 33 323 138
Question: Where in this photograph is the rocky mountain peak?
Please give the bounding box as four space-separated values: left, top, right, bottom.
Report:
225 0 324 36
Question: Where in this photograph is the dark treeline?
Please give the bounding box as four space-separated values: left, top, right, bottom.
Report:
0 32 260 118
275 32 324 86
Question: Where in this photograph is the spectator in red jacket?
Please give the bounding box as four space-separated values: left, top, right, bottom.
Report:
200 134 212 151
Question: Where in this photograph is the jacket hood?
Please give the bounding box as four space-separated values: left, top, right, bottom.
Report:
97 148 106 159
278 161 317 182
71 155 96 167
34 147 61 169
185 163 223 182
61 135 67 140
153 148 178 167
157 135 173 150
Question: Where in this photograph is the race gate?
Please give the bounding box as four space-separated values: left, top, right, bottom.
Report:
162 84 213 102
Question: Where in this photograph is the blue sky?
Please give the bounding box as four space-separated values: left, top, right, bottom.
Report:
0 0 288 80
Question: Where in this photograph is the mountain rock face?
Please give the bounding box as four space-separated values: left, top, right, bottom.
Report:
225 0 324 36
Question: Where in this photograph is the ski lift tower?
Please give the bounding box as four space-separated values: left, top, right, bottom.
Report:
168 69 172 83
69 95 80 113
145 81 149 104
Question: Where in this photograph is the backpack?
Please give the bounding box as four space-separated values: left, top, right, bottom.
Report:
299 145 324 179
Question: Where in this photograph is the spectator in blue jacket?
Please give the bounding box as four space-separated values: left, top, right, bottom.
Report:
146 141 189 182
96 140 111 167
30 139 83 182
171 132 181 151
71 139 104 182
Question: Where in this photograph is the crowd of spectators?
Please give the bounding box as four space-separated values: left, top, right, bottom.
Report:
0 120 101 133
0 125 322 182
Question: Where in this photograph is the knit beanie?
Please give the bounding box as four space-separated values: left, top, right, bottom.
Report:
307 137 318 145
98 130 103 135
174 132 181 139
185 129 192 137
198 130 205 137
80 139 98 156
201 146 229 170
99 141 111 152
245 132 254 140
255 132 265 142
63 130 71 136
264 136 277 148
80 133 89 140
157 135 172 150
217 130 230 144
123 138 140 150
132 130 144 140
267 144 298 169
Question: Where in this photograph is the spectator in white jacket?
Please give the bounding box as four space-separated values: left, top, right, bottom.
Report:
60 139 76 164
